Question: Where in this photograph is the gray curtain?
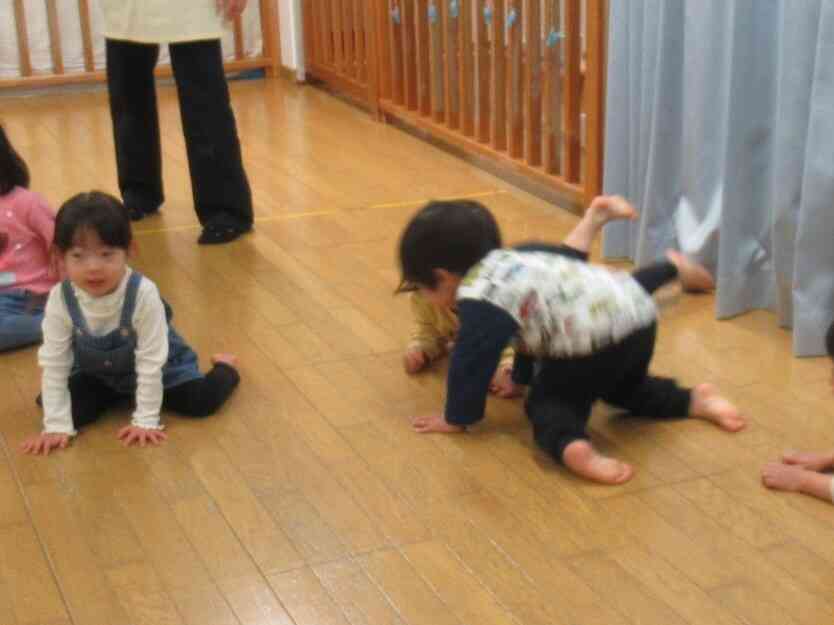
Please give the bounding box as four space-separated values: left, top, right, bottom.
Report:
602 0 834 356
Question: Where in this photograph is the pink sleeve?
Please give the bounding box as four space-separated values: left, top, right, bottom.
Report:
26 192 60 279
26 192 56 248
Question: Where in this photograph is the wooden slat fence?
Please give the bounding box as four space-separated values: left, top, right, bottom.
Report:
304 0 608 205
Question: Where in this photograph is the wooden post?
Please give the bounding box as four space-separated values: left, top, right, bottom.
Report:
542 0 561 174
416 0 431 115
506 1 522 158
45 0 65 75
77 0 95 72
459 0 475 136
563 0 582 183
490 0 507 150
584 0 608 203
233 15 245 60
443 0 460 129
475 0 491 143
402 1 418 110
524 0 542 166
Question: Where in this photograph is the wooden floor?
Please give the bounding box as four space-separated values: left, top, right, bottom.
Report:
2 76 834 625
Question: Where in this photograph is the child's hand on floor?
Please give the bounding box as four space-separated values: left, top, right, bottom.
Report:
20 432 70 455
404 348 428 374
761 462 808 492
411 413 465 434
781 450 834 472
117 425 168 447
490 366 523 398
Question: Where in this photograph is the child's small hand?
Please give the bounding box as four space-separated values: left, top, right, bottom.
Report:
117 425 168 448
20 432 70 455
490 366 523 398
404 348 428 374
411 413 464 434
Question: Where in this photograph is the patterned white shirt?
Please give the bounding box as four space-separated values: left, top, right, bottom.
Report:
457 250 657 358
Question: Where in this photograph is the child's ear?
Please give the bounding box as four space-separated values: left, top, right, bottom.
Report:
128 239 139 257
434 268 454 284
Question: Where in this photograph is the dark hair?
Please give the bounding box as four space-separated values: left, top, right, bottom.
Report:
0 125 30 195
53 191 132 252
397 199 502 291
827 319 834 359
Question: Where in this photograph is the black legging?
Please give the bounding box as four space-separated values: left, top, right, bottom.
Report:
69 363 240 429
510 242 688 462
525 323 691 461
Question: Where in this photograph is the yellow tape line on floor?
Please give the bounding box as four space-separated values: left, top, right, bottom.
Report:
133 189 508 236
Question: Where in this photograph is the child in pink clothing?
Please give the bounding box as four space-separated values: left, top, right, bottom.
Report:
0 125 58 351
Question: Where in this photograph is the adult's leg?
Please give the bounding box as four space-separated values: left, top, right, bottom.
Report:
169 40 253 243
162 363 240 418
106 39 164 219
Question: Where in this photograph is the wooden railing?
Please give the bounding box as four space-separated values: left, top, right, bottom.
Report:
303 0 608 206
303 0 380 110
2 0 281 89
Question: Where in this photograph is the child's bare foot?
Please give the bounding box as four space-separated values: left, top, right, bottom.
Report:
761 462 810 492
211 353 239 368
689 383 746 431
587 195 639 227
781 450 834 472
562 440 634 484
665 250 715 292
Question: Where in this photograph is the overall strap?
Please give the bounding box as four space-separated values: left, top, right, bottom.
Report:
119 271 144 330
61 280 90 334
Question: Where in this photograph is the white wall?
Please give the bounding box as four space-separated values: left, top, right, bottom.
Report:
278 0 304 76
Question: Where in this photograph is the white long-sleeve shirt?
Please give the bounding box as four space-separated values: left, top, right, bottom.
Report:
38 269 169 435
99 0 227 44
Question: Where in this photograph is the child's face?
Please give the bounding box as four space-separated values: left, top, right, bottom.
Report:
420 269 461 309
62 229 128 298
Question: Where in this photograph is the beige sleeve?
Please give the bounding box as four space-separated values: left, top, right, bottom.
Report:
407 293 446 361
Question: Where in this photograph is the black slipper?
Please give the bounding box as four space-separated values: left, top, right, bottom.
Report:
197 220 252 245
127 205 160 222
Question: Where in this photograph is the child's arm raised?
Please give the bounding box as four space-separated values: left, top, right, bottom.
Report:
118 281 169 447
412 300 518 433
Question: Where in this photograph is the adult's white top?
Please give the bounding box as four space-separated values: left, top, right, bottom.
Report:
99 0 228 44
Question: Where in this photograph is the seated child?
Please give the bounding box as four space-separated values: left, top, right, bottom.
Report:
398 197 745 485
760 320 834 503
0 124 58 351
403 195 640 397
21 191 240 455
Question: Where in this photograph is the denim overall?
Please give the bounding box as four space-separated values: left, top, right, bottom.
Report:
63 271 201 393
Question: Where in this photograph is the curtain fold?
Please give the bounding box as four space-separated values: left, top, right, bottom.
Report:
603 0 834 356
